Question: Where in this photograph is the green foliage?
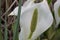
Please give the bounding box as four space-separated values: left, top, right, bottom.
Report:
44 22 55 40
0 30 3 40
58 6 60 17
12 20 19 40
35 36 40 40
28 8 38 39
47 0 52 5
4 0 9 40
12 20 17 34
0 0 3 40
52 28 60 40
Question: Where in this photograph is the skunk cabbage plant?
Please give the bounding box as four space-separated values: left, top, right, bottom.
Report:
54 0 60 27
9 0 53 40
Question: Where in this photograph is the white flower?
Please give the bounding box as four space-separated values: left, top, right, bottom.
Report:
54 0 60 27
19 0 53 40
9 0 53 40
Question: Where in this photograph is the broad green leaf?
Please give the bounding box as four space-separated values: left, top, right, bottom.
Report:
58 6 60 17
28 8 38 39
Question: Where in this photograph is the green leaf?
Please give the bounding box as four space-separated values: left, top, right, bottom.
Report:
44 22 55 40
58 6 60 17
13 0 21 40
28 8 38 39
12 20 19 40
4 0 9 40
11 17 17 34
35 36 40 40
47 0 52 5
52 28 60 40
12 20 17 33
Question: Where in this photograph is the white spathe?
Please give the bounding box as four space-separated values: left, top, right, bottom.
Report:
19 0 53 40
9 0 53 40
54 0 60 27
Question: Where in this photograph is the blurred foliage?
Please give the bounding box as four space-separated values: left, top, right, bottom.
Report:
52 28 60 40
13 0 21 40
0 0 3 40
47 0 52 5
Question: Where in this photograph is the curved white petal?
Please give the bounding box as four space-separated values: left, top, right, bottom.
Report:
8 6 28 16
19 0 53 40
57 0 60 1
8 6 27 16
54 0 60 26
8 6 18 16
